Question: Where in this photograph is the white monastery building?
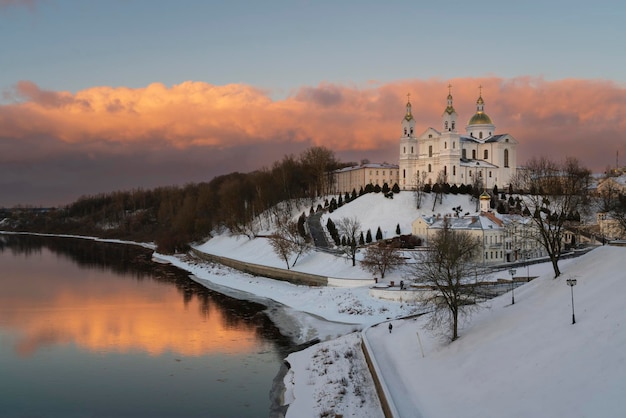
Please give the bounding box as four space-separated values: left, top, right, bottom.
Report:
400 87 518 190
333 87 519 194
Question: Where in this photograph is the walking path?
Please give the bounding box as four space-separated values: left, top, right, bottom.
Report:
307 210 331 249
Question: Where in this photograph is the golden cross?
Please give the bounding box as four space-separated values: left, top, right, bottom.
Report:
448 84 452 95
407 92 411 103
479 84 483 96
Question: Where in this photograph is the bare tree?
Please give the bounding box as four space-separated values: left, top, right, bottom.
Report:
513 157 592 278
409 219 483 341
267 208 311 269
596 175 626 237
431 170 447 211
413 171 428 209
337 216 362 266
360 241 404 279
300 146 339 198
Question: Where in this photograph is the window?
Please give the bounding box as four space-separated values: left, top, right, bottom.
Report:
453 141 455 149
370 170 372 175
411 146 414 154
489 171 492 178
444 166 447 175
403 169 406 178
504 149 509 167
429 134 432 138
452 121 455 130
472 150 476 159
403 147 406 154
453 165 456 175
479 132 483 139
484 150 489 159
410 128 414 134
428 164 432 173
445 121 449 130
429 145 433 157
444 142 447 149
404 128 407 136
376 171 379 175
383 171 386 176
462 149 467 159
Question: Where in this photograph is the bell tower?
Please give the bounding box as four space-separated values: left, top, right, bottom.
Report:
399 93 418 190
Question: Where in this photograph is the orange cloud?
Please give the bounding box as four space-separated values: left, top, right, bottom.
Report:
2 76 625 173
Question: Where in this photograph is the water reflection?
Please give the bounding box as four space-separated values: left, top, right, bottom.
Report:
0 234 292 358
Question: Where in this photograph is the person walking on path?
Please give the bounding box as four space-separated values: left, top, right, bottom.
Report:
388 323 393 333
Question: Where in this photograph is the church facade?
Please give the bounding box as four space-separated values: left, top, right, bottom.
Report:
332 87 519 194
399 88 518 191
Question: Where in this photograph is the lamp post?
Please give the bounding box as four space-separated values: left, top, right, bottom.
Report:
566 278 577 324
509 268 517 305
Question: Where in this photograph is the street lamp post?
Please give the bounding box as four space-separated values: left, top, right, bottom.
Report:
509 268 517 305
566 278 577 324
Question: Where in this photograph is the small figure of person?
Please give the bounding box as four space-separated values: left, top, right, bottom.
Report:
400 280 404 290
388 323 393 333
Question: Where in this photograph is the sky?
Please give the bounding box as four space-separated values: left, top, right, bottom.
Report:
1 0 626 207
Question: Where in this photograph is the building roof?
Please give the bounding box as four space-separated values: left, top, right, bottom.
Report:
333 163 399 174
468 111 493 125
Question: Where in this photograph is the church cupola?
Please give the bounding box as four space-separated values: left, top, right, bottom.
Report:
441 84 457 132
466 85 495 141
401 93 416 138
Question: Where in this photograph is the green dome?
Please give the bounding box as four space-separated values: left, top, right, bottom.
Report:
468 112 493 125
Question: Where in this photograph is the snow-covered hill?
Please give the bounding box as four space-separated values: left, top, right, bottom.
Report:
187 190 626 417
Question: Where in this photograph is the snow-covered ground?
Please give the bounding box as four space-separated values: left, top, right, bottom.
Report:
7 191 624 417
152 191 626 418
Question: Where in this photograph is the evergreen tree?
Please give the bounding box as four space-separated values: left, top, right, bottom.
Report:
351 188 357 200
396 223 401 235
450 184 459 194
374 184 382 193
366 229 373 243
344 191 351 203
382 183 390 194
338 194 343 207
359 231 365 245
358 186 365 196
376 226 383 241
392 183 400 193
364 183 374 194
423 183 432 193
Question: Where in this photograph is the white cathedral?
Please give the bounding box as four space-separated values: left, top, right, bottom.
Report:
399 87 518 191
332 88 519 194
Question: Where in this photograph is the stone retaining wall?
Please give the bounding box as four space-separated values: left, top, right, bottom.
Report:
190 248 328 286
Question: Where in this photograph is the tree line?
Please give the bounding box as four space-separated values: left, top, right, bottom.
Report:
1 146 344 253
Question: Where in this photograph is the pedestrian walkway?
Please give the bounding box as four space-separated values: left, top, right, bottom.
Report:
307 210 331 249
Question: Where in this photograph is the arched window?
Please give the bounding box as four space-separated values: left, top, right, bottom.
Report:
462 149 467 159
428 164 432 173
453 165 456 176
429 145 433 157
404 128 407 135
484 150 489 159
445 121 449 130
472 150 476 159
504 149 509 167
444 166 447 175
411 146 414 154
403 147 406 154
452 121 455 130
444 142 447 149
403 169 406 178
479 132 483 139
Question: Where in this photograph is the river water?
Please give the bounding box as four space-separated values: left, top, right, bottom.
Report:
0 234 296 418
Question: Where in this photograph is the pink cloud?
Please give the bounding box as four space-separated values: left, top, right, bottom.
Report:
1 76 625 173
